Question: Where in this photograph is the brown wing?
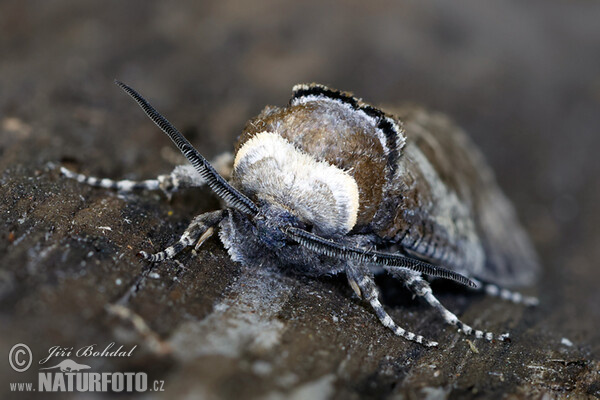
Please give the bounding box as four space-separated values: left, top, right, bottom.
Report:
372 106 539 287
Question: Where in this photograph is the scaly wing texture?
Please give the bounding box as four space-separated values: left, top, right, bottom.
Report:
374 106 539 287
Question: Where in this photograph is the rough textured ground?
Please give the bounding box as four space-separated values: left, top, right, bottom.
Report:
1 1 599 399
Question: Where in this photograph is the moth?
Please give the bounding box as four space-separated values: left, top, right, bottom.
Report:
61 81 539 347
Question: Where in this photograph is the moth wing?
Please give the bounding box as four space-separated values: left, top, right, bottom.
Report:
378 106 539 287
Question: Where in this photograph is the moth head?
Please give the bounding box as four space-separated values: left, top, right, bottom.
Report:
251 200 302 250
115 81 476 288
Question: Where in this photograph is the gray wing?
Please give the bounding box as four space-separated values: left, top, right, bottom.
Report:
373 107 539 287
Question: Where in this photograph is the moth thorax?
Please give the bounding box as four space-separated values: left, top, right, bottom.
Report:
232 131 360 236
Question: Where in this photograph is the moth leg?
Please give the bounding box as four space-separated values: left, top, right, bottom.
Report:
139 210 226 262
346 263 438 347
61 164 203 199
60 151 233 199
391 270 502 342
470 278 539 306
61 166 163 191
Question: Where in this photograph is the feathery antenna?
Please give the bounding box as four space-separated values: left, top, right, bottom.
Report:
285 226 476 287
115 80 258 216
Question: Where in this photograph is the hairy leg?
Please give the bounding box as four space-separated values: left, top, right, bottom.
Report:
388 269 504 341
469 278 539 306
61 164 204 199
60 152 233 199
346 263 438 347
140 210 227 262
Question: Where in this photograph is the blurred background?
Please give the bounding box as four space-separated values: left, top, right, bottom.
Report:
1 0 599 398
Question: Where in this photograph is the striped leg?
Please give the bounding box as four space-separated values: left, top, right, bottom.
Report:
60 164 206 199
60 152 233 198
346 264 438 347
393 270 504 342
470 278 539 306
139 210 226 262
61 166 162 191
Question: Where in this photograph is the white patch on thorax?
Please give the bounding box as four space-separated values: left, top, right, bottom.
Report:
233 131 360 235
